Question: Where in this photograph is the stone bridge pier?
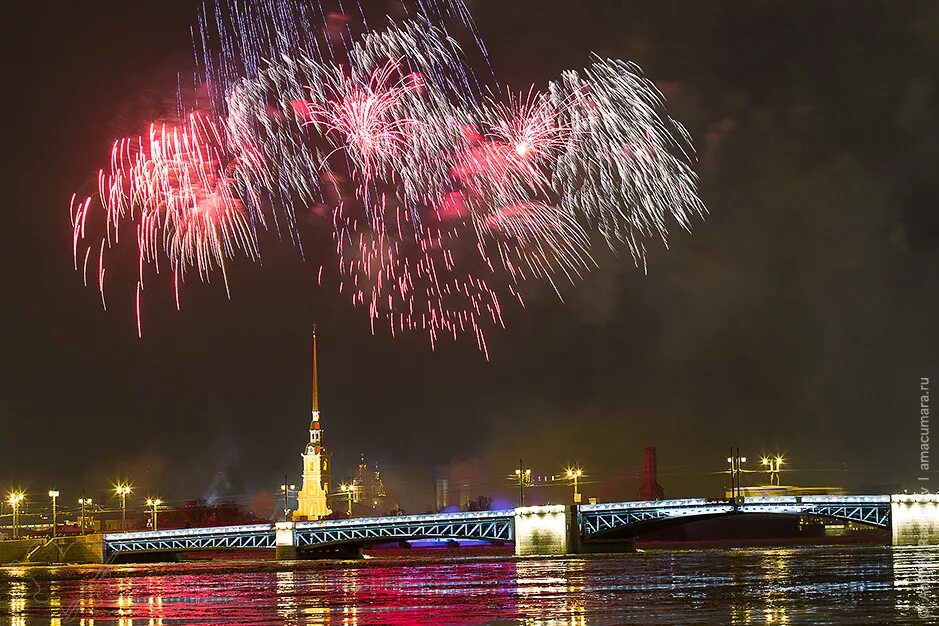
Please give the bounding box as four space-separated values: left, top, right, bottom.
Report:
275 522 298 560
891 494 939 546
513 505 581 556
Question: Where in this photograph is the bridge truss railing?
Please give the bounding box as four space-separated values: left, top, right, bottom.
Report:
294 510 514 548
579 499 733 535
579 495 893 537
104 523 275 553
740 495 891 528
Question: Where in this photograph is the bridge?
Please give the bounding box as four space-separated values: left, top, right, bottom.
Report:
95 493 936 562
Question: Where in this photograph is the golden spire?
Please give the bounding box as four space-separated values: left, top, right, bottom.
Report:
312 324 319 414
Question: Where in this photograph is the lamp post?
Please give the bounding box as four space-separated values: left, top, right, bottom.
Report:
7 491 25 539
48 490 59 538
761 454 784 486
145 498 162 531
78 494 93 534
339 482 356 517
565 467 584 504
726 453 734 499
514 460 532 507
114 483 132 531
281 477 296 522
726 448 747 501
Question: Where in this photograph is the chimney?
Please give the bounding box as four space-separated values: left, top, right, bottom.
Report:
638 447 665 501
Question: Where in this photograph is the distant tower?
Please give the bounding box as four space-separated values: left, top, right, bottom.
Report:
638 447 665 501
354 454 387 515
295 325 332 520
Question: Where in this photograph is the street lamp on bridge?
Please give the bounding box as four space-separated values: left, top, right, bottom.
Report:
727 448 747 501
48 490 59 538
6 491 25 538
146 498 162 531
565 467 584 504
514 460 532 507
78 494 93 534
281 478 296 522
114 483 133 531
761 454 784 486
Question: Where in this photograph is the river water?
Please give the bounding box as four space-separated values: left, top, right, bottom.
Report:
1 545 938 624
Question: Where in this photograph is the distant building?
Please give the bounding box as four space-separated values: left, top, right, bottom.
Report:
435 478 449 511
92 509 149 533
354 454 387 515
295 326 332 520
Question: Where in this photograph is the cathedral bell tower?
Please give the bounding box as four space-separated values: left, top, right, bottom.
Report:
294 325 332 520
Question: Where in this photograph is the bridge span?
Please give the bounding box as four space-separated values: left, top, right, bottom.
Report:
96 494 938 562
105 510 515 560
579 495 891 536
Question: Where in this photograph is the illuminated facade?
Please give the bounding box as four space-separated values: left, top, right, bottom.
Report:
295 326 332 520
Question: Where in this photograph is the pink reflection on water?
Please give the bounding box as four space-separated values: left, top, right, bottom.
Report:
47 558 525 624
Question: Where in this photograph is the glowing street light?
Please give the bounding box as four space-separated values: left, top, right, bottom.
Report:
7 491 25 538
339 482 357 517
514 460 532 507
281 477 296 522
114 483 133 531
48 490 59 538
145 498 162 531
565 467 584 504
761 454 785 486
78 494 93 534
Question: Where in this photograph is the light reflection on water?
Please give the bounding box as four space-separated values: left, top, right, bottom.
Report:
0 545 937 624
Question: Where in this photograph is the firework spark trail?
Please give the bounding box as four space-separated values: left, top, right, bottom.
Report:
550 59 706 266
300 59 422 185
71 4 705 353
195 0 487 118
72 112 262 318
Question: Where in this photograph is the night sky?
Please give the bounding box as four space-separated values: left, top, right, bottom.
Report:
1 1 937 514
